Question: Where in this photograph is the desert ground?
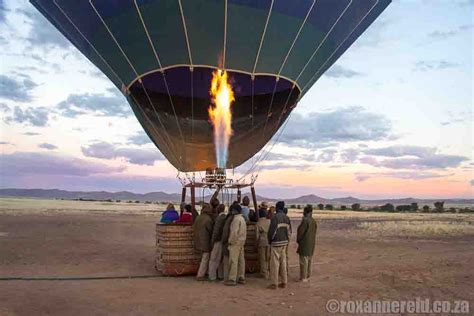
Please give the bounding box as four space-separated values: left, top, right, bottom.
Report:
0 198 473 315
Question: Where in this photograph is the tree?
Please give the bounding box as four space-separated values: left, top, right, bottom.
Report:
434 201 445 213
341 205 347 210
325 204 334 210
396 205 411 212
317 203 324 210
410 203 419 212
351 203 361 211
422 205 430 212
381 203 395 212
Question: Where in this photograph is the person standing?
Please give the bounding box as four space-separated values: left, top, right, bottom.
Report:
160 203 179 223
297 205 317 282
267 201 291 289
177 204 193 223
208 204 226 281
221 206 237 281
256 202 270 279
193 203 214 281
225 202 247 286
240 196 250 222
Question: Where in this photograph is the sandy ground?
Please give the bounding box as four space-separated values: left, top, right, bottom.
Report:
0 199 473 315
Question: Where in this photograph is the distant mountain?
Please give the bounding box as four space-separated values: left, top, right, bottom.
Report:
0 188 472 205
0 188 181 202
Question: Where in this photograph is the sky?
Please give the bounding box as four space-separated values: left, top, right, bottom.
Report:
0 0 473 199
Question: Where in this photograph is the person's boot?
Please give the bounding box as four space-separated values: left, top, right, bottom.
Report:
224 280 237 286
267 284 277 289
278 283 287 288
237 278 246 284
196 276 207 281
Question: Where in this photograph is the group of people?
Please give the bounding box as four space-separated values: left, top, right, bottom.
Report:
160 202 198 223
160 197 318 288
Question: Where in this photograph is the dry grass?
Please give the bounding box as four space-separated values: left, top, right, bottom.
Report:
288 208 474 222
0 197 166 216
357 220 474 237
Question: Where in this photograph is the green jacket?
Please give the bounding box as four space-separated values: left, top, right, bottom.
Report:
193 211 214 253
221 214 234 256
211 212 227 244
296 215 317 257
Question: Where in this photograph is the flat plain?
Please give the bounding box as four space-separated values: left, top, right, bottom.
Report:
0 198 472 315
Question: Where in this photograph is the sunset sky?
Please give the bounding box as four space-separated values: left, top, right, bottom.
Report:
0 0 472 199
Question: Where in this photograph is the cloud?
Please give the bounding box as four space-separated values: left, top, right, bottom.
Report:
265 152 314 162
324 65 363 79
23 132 41 136
340 148 360 163
0 74 38 102
257 162 313 171
17 7 70 49
363 145 436 158
367 154 468 170
4 106 49 127
355 171 452 182
316 149 338 163
0 0 7 24
458 0 474 7
280 107 392 148
57 92 131 118
0 152 124 177
428 30 457 40
81 142 164 166
38 143 57 150
440 110 470 126
413 60 458 72
127 131 152 146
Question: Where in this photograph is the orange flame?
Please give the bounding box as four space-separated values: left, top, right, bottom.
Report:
208 70 234 168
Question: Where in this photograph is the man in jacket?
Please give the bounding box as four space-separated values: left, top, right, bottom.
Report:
256 202 270 279
240 196 250 222
225 202 247 286
193 203 214 281
208 204 226 281
267 201 291 289
297 205 317 282
221 206 237 282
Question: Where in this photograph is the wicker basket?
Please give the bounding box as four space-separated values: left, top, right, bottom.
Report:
155 222 260 276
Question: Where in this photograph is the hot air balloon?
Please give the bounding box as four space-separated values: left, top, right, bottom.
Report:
31 0 390 174
31 0 391 277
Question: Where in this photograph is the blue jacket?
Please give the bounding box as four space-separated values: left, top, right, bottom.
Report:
160 210 179 223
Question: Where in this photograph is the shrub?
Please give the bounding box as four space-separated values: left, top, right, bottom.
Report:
381 203 395 212
317 203 324 210
434 201 445 213
341 205 347 210
351 203 361 211
325 204 334 210
422 205 430 212
410 202 419 212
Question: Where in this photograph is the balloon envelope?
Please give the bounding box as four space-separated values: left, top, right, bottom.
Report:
31 0 390 172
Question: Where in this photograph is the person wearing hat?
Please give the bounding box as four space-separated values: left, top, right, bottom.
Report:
297 204 317 282
225 202 247 286
256 201 271 279
267 201 291 289
193 203 214 281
